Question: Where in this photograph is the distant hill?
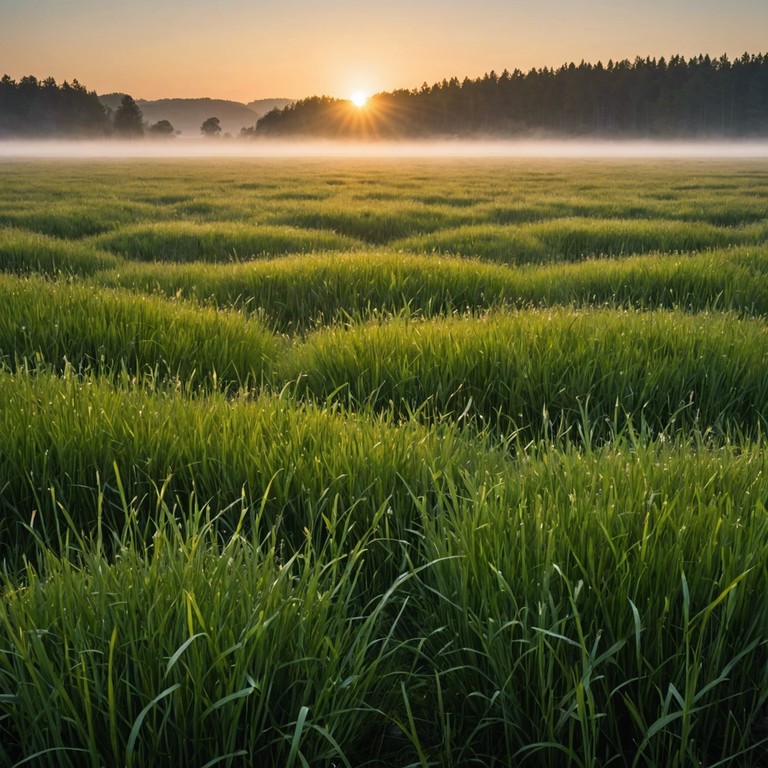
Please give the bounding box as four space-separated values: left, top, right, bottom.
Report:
245 99 294 116
99 95 294 137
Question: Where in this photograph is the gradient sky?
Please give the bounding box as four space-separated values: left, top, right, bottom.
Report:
2 0 767 102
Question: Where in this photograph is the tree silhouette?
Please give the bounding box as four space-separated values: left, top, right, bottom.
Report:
0 74 109 137
148 119 175 137
251 52 768 138
200 116 221 137
113 95 145 137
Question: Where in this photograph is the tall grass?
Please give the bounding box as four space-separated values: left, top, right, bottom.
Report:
0 497 412 767
511 246 768 315
283 307 768 438
2 434 768 766
98 247 768 332
2 156 768 766
0 370 500 562
92 221 363 262
0 228 120 276
97 251 520 331
0 275 281 387
393 218 763 265
6 277 765 440
401 439 768 765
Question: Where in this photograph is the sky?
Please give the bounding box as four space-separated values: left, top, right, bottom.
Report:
2 0 768 103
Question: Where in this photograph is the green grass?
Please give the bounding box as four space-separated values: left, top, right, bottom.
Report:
1 156 768 767
403 438 768 765
5 274 766 439
92 221 364 262
0 228 120 277
97 251 525 331
283 307 768 438
265 200 462 244
510 246 768 315
2 431 768 766
0 370 497 560
96 247 768 333
3 157 765 245
393 218 763 265
0 498 411 767
0 275 281 388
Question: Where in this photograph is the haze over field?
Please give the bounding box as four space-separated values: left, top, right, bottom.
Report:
2 139 768 159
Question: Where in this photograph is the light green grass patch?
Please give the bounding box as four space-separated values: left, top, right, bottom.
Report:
0 227 120 276
97 247 768 331
0 370 502 554
0 275 282 387
282 307 768 437
266 201 467 244
393 217 761 265
92 221 364 262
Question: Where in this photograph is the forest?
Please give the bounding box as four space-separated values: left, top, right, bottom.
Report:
255 52 768 138
0 75 110 137
2 52 768 139
0 78 180 138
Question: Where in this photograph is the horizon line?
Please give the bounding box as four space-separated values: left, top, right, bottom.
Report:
2 138 768 160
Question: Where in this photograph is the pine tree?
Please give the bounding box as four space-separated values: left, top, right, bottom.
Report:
113 95 144 137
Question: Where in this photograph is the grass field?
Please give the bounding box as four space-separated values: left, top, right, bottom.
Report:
1 156 768 767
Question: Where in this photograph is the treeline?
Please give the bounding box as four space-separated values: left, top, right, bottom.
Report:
254 52 768 138
6 53 768 140
0 76 110 137
0 76 223 139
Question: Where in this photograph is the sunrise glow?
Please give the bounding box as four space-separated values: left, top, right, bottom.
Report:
351 91 369 108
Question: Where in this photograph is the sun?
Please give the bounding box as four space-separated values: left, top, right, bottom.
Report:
350 91 369 108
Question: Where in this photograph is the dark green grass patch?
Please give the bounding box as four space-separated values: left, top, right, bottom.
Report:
514 246 768 316
266 203 462 244
403 440 768 765
393 223 545 263
530 217 761 261
0 503 410 767
2 432 768 766
0 202 162 239
98 251 520 331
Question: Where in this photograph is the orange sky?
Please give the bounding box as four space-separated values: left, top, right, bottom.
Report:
3 0 768 102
